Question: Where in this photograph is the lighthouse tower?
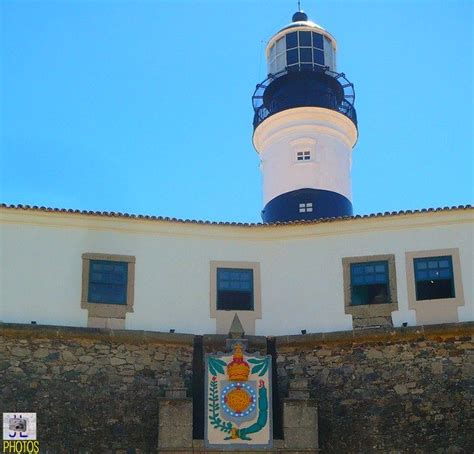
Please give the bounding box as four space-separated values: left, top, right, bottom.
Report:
252 10 358 223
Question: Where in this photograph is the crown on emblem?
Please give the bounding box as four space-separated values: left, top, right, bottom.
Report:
227 343 250 381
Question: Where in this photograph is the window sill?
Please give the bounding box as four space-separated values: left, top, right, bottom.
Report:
81 301 132 319
216 308 255 312
415 297 459 305
346 302 398 317
294 161 316 165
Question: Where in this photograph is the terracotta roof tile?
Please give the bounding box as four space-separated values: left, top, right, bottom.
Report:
0 203 472 227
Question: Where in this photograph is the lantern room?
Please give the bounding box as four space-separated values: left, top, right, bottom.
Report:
266 11 337 75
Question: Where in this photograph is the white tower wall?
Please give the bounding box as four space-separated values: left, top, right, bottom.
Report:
254 107 358 206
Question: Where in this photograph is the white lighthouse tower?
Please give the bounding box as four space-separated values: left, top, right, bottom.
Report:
252 10 358 222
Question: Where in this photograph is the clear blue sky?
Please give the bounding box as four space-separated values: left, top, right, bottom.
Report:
1 0 472 223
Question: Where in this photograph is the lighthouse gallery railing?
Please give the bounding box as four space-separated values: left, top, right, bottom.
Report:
252 67 357 130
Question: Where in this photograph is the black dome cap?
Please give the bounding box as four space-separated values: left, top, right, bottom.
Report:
292 10 308 22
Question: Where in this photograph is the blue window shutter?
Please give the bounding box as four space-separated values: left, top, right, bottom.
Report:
413 256 455 300
350 261 390 305
414 256 453 282
216 268 254 311
88 260 128 305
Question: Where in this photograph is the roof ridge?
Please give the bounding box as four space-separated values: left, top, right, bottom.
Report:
0 203 472 227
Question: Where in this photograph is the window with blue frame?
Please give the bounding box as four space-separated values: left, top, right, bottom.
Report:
88 260 128 305
216 268 254 311
414 256 455 301
350 261 389 305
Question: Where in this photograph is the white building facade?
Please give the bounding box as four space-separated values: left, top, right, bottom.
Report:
1 205 472 336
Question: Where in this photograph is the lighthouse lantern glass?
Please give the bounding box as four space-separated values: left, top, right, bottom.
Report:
268 37 287 75
268 29 328 75
313 32 324 49
299 31 312 46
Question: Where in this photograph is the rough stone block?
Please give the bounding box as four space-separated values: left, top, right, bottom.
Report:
61 350 77 361
366 348 384 359
10 347 29 357
284 400 318 429
288 378 311 398
165 387 187 399
79 355 94 363
394 384 408 395
32 348 50 359
158 399 193 449
431 362 443 374
288 389 310 399
284 426 318 450
110 357 126 366
283 399 318 449
289 378 309 389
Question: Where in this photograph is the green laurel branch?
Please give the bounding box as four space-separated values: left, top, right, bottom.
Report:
208 377 232 434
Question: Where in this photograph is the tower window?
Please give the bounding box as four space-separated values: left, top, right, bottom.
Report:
284 30 325 72
299 31 312 46
313 49 324 65
299 47 313 63
312 32 324 49
287 48 298 65
268 30 326 74
350 261 390 306
216 268 254 311
296 151 311 161
299 202 313 213
414 256 455 301
286 31 298 49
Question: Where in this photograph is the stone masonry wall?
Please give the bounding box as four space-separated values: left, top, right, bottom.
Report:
275 324 474 453
0 322 473 453
0 325 194 452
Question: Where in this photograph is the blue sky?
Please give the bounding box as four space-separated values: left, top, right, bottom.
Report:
1 0 472 223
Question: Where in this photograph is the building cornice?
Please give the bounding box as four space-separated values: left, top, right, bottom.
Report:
1 203 472 240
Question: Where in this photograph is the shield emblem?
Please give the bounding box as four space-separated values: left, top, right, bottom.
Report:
205 342 272 448
219 380 258 424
